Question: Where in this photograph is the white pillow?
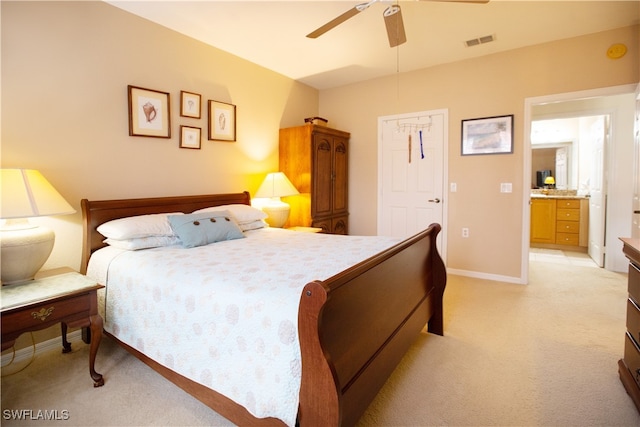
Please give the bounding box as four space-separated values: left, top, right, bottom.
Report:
104 236 181 250
193 204 267 224
239 219 268 231
97 212 183 240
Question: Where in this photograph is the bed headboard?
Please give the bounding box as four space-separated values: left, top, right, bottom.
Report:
80 191 251 274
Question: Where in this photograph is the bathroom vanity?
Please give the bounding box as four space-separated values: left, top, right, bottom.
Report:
530 193 589 251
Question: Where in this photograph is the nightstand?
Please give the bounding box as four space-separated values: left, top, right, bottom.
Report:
287 226 323 233
1 268 105 387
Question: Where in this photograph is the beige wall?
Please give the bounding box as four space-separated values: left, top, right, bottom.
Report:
1 3 638 296
320 25 639 280
1 1 318 273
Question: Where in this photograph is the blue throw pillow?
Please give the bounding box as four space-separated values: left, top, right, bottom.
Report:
168 211 244 248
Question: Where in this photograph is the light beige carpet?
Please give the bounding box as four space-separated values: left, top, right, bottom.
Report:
2 258 640 426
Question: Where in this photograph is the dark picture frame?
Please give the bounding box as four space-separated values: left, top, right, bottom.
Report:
180 90 201 118
179 125 201 149
208 100 236 142
128 85 171 138
461 114 514 156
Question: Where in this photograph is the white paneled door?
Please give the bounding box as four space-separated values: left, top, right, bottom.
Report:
587 115 607 268
378 110 446 253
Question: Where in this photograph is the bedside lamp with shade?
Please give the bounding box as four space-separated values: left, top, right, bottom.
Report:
0 169 76 285
254 172 299 228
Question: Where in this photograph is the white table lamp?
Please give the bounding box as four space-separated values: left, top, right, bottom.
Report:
254 172 299 228
1 169 76 285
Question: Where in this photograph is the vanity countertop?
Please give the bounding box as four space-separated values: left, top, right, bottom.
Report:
531 194 588 199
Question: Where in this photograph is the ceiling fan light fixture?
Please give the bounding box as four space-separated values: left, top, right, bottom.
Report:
383 5 401 17
384 5 407 47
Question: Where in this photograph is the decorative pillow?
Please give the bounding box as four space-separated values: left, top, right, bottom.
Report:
97 212 183 240
193 204 267 225
239 219 268 231
104 236 181 251
168 211 245 248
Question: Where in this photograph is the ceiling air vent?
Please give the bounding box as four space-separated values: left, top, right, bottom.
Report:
465 34 495 48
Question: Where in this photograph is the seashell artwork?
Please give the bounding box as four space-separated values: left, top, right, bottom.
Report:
142 101 157 123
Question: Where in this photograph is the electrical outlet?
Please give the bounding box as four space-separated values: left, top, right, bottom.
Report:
462 227 469 238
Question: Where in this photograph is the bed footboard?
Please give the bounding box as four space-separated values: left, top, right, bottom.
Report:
298 223 446 426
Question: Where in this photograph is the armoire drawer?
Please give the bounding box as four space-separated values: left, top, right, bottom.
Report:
624 332 640 389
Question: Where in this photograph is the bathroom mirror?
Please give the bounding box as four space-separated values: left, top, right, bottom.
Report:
530 115 607 194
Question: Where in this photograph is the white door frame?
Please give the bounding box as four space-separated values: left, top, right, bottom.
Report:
522 84 636 282
377 109 449 264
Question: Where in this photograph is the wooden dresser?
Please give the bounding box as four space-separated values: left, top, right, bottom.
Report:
279 124 349 234
620 237 640 411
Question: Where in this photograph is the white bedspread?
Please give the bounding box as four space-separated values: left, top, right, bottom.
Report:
87 228 400 426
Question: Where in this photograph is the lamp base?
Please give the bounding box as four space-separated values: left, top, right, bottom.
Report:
262 201 290 228
0 219 55 285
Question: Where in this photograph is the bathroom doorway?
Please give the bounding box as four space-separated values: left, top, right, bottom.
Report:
522 85 636 281
530 114 609 267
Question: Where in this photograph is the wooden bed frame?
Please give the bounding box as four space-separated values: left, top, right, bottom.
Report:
80 192 447 426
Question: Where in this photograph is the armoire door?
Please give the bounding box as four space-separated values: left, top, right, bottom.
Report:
332 137 348 216
312 133 333 218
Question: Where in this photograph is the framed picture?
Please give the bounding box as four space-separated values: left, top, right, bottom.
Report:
461 115 514 156
208 100 236 141
180 90 201 118
128 85 171 138
179 125 201 149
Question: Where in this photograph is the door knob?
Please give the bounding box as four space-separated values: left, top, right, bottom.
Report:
428 198 441 203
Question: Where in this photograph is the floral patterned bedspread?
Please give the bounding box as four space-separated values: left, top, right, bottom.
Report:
87 228 400 426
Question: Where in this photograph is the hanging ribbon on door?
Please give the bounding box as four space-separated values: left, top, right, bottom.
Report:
408 134 412 163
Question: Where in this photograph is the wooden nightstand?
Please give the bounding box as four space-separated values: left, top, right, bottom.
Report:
1 268 105 387
287 226 323 233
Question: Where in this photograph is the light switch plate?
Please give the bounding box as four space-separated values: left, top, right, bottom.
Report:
500 183 512 193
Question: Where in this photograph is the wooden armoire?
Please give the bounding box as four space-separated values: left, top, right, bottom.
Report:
279 124 349 234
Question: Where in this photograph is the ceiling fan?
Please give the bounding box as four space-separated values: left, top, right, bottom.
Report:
306 0 489 48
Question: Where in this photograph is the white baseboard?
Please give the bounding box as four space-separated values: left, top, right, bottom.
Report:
1 330 83 366
447 268 526 285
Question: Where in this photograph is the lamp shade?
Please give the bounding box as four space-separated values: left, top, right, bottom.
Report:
254 172 299 199
1 169 75 285
1 169 75 219
544 176 555 185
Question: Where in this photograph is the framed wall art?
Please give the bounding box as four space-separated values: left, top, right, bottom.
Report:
128 85 171 138
208 100 236 142
461 114 514 156
180 90 201 118
179 125 201 150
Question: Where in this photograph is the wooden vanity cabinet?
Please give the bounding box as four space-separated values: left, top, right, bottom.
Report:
556 199 582 246
530 197 588 250
530 198 556 244
279 124 350 234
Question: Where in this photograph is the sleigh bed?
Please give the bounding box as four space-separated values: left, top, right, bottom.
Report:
80 191 446 426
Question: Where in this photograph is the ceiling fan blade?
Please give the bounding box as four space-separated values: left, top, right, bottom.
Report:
384 5 406 47
306 0 380 39
306 6 362 39
423 0 490 3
